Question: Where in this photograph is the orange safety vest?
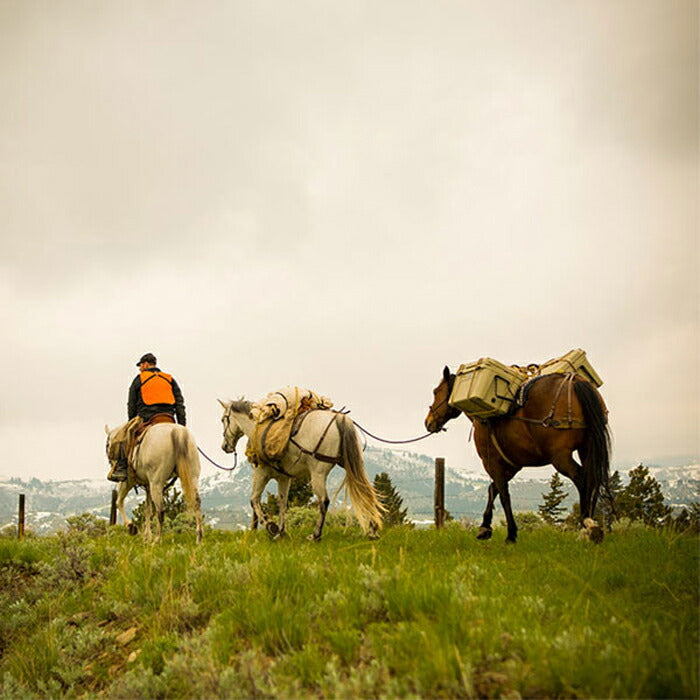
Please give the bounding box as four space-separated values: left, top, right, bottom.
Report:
139 371 176 406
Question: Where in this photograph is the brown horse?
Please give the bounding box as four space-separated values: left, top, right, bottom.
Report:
425 367 611 543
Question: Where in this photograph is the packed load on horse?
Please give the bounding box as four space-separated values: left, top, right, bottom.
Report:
246 386 334 467
448 348 603 421
425 348 611 544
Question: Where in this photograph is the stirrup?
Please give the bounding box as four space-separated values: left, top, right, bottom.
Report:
108 466 128 482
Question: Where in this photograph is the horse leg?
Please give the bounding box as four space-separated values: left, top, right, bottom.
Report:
116 482 137 535
150 487 165 543
143 489 153 540
493 474 518 543
276 475 291 537
250 468 270 532
477 482 498 540
553 452 588 522
309 469 330 542
576 445 602 518
193 493 204 544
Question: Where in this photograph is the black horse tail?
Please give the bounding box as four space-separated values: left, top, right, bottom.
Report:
574 379 612 517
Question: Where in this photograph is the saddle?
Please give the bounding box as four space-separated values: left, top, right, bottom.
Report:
108 414 175 481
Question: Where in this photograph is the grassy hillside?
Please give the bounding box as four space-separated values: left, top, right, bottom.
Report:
0 519 697 698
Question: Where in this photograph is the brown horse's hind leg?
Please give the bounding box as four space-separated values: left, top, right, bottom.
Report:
477 482 498 539
552 452 588 522
576 445 600 518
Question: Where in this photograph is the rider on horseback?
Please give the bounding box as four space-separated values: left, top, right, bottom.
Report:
108 353 187 482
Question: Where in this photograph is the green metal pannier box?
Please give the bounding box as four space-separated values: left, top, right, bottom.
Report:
448 358 526 419
538 348 603 387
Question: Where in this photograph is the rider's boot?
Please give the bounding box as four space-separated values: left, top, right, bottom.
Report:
108 456 129 482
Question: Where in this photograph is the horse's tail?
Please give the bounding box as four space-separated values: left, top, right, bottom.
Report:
171 427 204 542
338 415 386 533
574 380 612 516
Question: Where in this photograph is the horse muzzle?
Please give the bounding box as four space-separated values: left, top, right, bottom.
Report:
424 415 440 433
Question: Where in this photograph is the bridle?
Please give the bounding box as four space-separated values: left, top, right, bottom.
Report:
426 376 459 432
105 434 120 465
222 407 245 453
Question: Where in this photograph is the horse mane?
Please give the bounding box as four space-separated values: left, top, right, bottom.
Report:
229 399 254 416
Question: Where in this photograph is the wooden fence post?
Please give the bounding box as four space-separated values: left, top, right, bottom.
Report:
109 489 118 526
18 494 25 540
434 457 445 529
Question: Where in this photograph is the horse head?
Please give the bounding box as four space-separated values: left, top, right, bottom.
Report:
104 424 120 466
218 398 249 454
424 366 461 432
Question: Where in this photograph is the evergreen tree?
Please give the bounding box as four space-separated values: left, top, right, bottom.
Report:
373 472 408 527
131 487 187 529
538 473 569 525
616 464 671 526
598 469 623 530
563 502 581 530
288 475 313 508
265 474 313 516
672 502 700 534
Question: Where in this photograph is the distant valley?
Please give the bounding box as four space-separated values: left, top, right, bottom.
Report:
1 447 698 534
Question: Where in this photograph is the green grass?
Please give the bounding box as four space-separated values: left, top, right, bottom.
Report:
0 522 697 698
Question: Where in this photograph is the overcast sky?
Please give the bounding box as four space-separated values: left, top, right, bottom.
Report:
1 1 697 483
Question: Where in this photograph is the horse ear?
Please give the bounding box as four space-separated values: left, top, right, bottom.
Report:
217 398 231 409
443 366 451 381
104 424 110 435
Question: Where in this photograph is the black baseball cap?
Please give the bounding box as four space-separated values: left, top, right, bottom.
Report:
137 353 157 366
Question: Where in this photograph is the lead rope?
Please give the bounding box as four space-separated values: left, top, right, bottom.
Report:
197 445 238 471
351 418 438 444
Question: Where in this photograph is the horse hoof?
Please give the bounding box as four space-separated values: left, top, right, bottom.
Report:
580 519 604 544
476 527 492 540
127 523 138 536
307 533 321 542
505 537 517 545
266 522 280 537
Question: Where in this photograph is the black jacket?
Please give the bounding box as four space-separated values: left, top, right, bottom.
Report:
127 367 186 425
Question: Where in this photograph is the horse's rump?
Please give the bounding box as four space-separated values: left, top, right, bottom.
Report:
289 410 343 463
514 373 598 429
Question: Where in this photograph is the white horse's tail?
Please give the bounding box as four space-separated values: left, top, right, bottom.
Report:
171 427 204 542
338 415 385 533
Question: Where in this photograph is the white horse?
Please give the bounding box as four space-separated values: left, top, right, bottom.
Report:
105 423 204 543
218 399 384 540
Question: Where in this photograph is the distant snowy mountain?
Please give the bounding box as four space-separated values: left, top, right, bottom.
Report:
0 450 697 534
